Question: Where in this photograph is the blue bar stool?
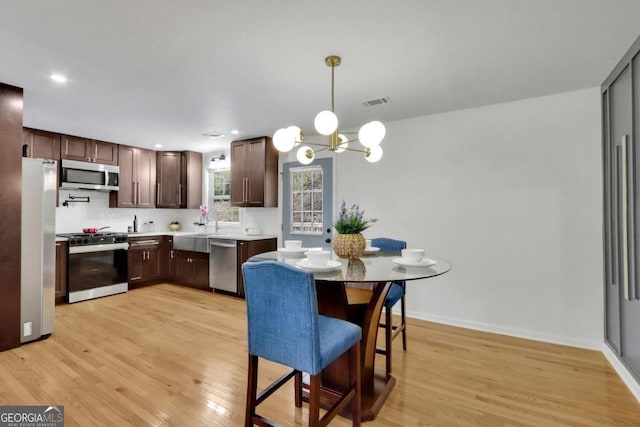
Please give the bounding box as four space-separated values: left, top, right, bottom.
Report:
371 237 407 377
242 261 362 427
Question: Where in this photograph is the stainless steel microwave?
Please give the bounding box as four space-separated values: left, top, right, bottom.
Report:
60 159 119 191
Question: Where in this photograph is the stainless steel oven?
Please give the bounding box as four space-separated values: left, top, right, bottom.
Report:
59 233 128 303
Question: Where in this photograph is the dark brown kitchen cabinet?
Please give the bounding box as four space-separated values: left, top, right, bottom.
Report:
230 137 278 207
174 250 209 289
156 151 202 208
23 128 61 160
160 236 173 279
110 145 156 208
235 238 277 297
181 151 203 209
55 241 68 304
61 135 118 165
23 128 62 206
156 152 181 208
128 237 162 287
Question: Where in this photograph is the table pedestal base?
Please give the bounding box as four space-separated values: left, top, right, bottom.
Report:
303 370 395 422
361 371 395 421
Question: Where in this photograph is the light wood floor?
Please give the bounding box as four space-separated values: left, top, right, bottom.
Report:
1 284 639 426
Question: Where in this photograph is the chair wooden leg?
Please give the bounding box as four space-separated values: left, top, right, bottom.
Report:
351 343 361 427
401 294 407 351
308 373 321 427
245 354 259 427
294 371 302 408
385 306 392 376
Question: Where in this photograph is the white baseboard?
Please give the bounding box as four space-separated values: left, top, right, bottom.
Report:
601 344 640 403
405 309 601 350
403 310 640 404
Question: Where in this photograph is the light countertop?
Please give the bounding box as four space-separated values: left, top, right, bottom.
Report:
127 231 278 241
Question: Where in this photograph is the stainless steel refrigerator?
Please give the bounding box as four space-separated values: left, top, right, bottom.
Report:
21 158 56 343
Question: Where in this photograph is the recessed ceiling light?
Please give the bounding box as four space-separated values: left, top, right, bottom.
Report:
202 131 224 138
230 129 239 135
154 144 163 148
50 74 68 84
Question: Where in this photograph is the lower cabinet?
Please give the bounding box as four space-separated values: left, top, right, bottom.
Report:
174 250 209 289
128 236 163 287
125 235 275 296
55 241 68 304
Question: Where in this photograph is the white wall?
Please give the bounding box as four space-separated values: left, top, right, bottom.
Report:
336 87 604 348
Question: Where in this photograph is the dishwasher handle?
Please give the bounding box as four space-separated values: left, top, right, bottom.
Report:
210 241 237 249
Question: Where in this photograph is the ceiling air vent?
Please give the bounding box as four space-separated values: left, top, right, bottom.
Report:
362 96 391 107
202 131 224 138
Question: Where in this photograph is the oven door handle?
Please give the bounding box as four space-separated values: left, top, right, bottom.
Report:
69 243 129 254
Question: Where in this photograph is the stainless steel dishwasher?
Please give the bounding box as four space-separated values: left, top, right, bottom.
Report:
209 239 237 293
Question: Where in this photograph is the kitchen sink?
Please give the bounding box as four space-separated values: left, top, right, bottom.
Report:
172 235 210 253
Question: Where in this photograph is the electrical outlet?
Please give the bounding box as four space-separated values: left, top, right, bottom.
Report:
24 322 32 337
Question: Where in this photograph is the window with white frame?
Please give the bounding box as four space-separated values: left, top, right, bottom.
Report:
208 169 239 222
290 166 323 234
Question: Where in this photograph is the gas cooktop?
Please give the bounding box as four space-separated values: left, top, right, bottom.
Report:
57 232 128 246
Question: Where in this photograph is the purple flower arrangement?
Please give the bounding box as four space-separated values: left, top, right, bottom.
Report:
333 200 377 234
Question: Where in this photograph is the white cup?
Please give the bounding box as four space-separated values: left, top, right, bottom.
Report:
284 240 302 250
307 250 331 266
365 239 372 249
401 248 424 262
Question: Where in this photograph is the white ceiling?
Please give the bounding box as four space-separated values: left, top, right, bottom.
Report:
1 0 639 153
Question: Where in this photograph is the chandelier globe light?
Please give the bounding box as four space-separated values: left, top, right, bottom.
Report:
273 55 385 163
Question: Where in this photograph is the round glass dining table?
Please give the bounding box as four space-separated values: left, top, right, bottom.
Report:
248 249 451 421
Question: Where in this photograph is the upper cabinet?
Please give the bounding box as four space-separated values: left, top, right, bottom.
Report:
61 135 118 165
230 136 278 207
110 145 156 208
156 152 181 208
156 151 202 209
23 128 60 160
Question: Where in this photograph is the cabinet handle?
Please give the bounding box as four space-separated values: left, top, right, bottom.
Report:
94 144 98 162
131 240 160 246
179 184 182 207
157 183 160 206
170 250 175 259
621 135 630 300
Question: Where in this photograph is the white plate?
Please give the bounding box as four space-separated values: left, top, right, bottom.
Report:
362 247 380 254
278 247 308 254
295 259 342 272
391 257 437 268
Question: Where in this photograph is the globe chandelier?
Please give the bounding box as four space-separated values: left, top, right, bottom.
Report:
272 55 385 164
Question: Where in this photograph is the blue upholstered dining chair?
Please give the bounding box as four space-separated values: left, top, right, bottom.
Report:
371 237 407 377
242 261 362 427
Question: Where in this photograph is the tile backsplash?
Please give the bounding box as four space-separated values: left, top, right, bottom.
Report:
55 190 201 234
55 189 281 236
